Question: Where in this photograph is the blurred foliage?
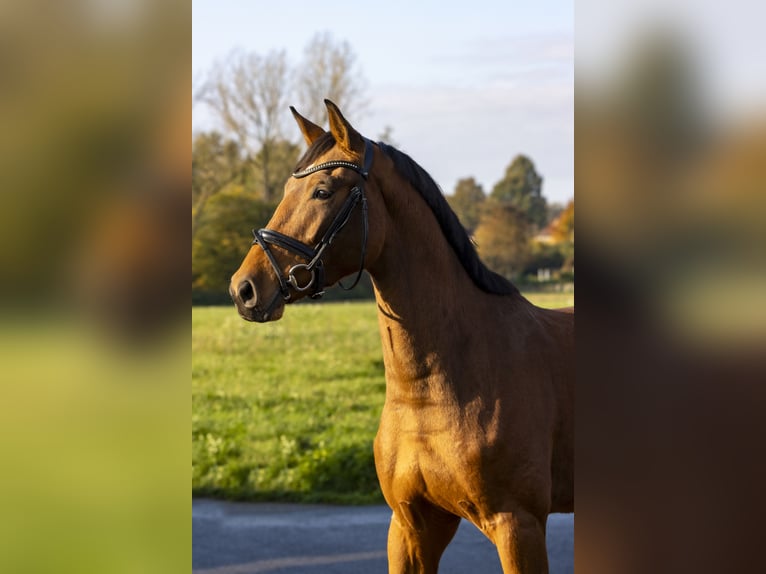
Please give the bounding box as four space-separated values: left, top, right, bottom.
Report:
193 132 247 203
250 138 302 200
578 26 765 347
523 241 566 277
551 200 575 244
192 187 275 297
548 200 574 273
191 132 301 303
490 154 549 229
577 13 766 574
447 177 486 233
0 2 190 571
473 199 531 280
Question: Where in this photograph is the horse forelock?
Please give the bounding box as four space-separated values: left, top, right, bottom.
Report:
294 132 337 172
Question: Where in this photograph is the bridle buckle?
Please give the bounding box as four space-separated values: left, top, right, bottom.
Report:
286 264 316 292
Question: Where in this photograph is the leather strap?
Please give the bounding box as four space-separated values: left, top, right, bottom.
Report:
251 139 374 300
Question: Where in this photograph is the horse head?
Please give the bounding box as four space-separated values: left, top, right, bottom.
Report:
230 100 386 322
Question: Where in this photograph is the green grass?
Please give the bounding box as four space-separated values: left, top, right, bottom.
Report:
522 291 574 310
192 292 573 504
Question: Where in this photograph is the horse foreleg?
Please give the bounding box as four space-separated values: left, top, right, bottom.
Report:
488 510 549 574
386 502 461 574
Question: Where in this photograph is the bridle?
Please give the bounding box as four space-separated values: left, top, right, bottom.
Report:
251 138 374 302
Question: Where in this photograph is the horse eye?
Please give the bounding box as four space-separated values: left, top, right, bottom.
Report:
313 189 333 200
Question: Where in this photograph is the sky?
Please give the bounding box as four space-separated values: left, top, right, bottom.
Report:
192 0 574 204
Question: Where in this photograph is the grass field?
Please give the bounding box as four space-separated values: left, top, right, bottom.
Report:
192 292 573 504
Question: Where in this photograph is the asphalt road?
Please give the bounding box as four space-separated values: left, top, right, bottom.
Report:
193 499 573 573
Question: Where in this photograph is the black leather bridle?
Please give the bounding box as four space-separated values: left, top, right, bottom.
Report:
251 138 374 302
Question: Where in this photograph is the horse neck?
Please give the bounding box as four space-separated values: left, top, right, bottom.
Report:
367 173 516 395
368 175 470 311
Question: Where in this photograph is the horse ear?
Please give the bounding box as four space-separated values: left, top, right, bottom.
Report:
325 99 365 155
290 106 326 146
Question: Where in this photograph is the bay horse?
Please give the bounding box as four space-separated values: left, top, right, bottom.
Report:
230 100 574 574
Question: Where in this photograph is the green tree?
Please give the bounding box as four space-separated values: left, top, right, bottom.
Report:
192 187 274 300
490 154 548 229
447 177 485 234
250 139 301 201
523 242 565 276
473 199 530 280
192 131 247 239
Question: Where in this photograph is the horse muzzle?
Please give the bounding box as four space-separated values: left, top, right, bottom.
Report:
229 275 285 323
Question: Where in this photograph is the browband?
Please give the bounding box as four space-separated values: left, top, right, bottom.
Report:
292 138 374 180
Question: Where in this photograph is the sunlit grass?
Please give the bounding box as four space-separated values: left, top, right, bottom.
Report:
524 291 574 309
192 302 384 504
192 293 573 504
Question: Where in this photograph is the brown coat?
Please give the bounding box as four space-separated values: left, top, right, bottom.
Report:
231 101 574 573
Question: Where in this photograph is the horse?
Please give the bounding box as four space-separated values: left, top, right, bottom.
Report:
230 100 574 574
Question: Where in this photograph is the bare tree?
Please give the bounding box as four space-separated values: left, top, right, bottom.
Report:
195 36 368 201
295 32 368 125
199 49 289 202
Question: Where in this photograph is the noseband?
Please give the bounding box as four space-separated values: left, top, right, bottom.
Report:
251 138 374 301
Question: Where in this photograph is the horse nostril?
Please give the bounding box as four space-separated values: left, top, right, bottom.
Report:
237 279 257 309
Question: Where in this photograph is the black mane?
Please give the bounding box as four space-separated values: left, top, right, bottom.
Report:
295 134 519 296
376 142 519 296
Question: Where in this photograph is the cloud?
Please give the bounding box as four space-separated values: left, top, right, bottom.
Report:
430 31 574 85
355 30 573 202
363 73 573 202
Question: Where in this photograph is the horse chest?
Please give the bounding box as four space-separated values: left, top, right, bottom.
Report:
376 402 489 501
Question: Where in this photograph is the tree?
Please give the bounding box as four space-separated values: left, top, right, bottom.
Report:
550 200 574 272
491 155 548 230
473 200 531 280
192 187 274 300
295 32 368 125
545 202 565 227
192 131 246 239
377 125 398 147
550 200 574 244
447 177 485 234
250 139 301 201
199 49 290 202
199 37 369 200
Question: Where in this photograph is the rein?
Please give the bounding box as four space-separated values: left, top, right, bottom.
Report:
251 138 374 301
